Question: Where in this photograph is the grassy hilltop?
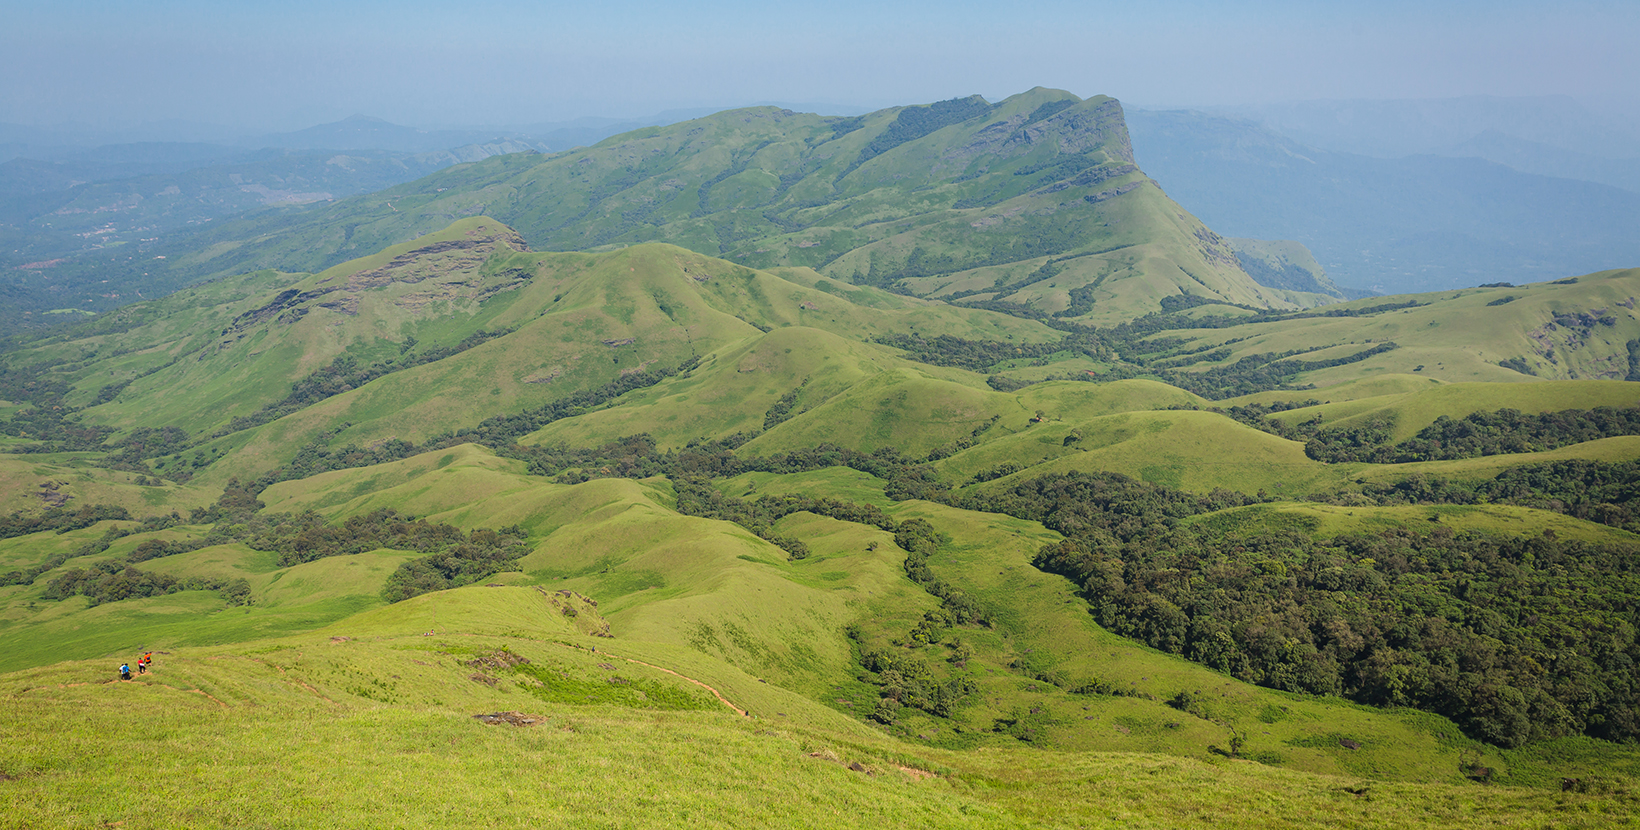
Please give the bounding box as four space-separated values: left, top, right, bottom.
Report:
2 92 1640 827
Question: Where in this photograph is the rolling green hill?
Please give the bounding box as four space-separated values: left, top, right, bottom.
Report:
1148 271 1640 386
6 444 1639 826
2 121 1639 826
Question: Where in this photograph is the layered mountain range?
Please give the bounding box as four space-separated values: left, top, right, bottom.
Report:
9 89 1355 334
2 90 1639 827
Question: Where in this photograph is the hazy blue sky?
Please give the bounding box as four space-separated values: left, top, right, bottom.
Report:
4 0 1637 131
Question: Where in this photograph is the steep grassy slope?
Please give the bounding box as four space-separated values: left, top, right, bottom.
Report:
12 217 530 429
945 409 1334 497
525 326 916 450
10 618 1636 828
6 234 1633 510
1227 237 1362 301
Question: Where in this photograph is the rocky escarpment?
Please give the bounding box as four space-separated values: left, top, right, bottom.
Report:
220 223 529 343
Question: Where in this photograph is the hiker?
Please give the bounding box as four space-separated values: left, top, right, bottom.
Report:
119 663 131 681
137 660 146 675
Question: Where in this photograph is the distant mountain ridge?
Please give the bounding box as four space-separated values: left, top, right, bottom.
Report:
1127 108 1640 294
242 114 552 155
1221 95 1640 161
45 88 1321 327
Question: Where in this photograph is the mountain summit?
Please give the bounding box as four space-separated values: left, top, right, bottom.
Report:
144 89 1323 323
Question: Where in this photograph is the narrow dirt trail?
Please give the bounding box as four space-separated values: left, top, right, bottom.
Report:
550 641 749 717
610 653 749 717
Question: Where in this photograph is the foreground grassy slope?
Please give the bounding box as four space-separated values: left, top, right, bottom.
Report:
22 444 1633 789
257 445 930 698
5 425 1640 826
9 616 1636 829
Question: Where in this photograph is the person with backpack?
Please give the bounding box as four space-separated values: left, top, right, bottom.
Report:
119 663 131 681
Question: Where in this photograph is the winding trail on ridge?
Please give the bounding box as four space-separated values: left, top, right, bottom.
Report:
609 652 749 717
550 641 749 717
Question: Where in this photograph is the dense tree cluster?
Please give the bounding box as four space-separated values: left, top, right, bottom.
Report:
1303 407 1640 464
103 427 192 473
670 476 812 560
379 526 530 603
44 560 250 607
1161 343 1399 400
0 503 132 541
761 380 808 430
854 633 979 720
875 332 1105 373
213 506 528 603
953 471 1257 541
856 96 994 169
1320 460 1640 534
0 358 169 453
1035 523 1640 747
19 478 526 607
0 511 186 588
220 508 469 567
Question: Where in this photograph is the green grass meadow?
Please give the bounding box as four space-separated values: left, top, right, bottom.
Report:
4 211 1640 826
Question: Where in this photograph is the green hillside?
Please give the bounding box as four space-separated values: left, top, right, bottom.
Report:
2 155 1639 826
874 268 1640 400
1153 272 1640 386
6 445 1639 826
1226 237 1361 301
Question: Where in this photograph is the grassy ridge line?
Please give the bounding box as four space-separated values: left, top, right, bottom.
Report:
1158 271 1640 385
1185 501 1640 545
9 233 1058 491
1263 380 1640 443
